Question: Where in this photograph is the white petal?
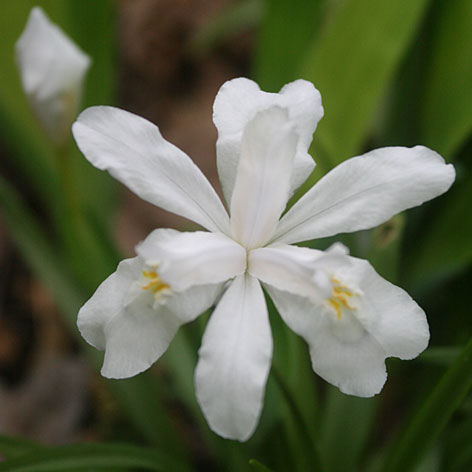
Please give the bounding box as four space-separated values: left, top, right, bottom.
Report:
78 257 142 351
248 244 332 300
72 106 230 234
16 7 90 145
136 229 246 291
230 107 298 248
78 255 221 379
267 285 387 397
273 146 456 244
195 275 272 441
345 256 430 360
213 78 323 203
265 251 429 397
101 283 221 379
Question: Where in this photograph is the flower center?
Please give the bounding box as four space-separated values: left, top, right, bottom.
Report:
141 268 170 300
326 277 356 319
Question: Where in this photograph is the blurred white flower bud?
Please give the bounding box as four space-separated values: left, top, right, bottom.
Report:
16 7 91 147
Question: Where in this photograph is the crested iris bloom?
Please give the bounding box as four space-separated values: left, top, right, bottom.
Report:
16 7 90 146
72 78 455 441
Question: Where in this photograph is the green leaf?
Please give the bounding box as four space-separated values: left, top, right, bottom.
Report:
420 0 472 156
419 346 462 366
319 386 378 472
62 0 119 225
0 0 117 235
0 176 84 330
254 0 325 92
384 337 472 472
63 0 116 107
365 214 405 282
272 368 324 472
301 0 431 170
188 0 262 58
249 458 275 472
0 443 187 472
443 414 472 471
406 171 472 290
0 435 39 461
0 178 188 458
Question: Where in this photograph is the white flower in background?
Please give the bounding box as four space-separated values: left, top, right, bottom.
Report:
72 78 455 441
16 7 90 147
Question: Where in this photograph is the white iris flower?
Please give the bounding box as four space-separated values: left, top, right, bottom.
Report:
72 78 455 441
16 7 90 146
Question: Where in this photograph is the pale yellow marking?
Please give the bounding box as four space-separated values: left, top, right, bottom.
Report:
141 269 170 296
327 277 355 319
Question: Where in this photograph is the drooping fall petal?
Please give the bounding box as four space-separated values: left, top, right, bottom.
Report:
78 256 222 379
195 275 272 441
265 246 429 397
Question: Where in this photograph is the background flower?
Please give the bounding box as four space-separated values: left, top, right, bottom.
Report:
16 6 90 146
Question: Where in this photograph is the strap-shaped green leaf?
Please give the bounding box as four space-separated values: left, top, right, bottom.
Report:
249 458 275 472
0 442 187 472
385 337 472 472
420 0 472 156
407 172 472 291
254 0 325 92
0 435 39 461
0 178 188 461
301 0 431 169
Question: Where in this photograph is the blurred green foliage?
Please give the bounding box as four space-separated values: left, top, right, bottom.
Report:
0 0 471 471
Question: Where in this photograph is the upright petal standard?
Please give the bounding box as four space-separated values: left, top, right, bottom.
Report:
73 77 455 441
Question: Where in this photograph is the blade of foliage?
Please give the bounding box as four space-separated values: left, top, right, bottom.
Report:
267 294 321 471
385 337 472 472
0 177 188 458
301 0 431 170
420 0 472 156
106 375 187 458
319 386 378 472
0 0 117 235
188 0 262 58
365 214 405 282
64 0 116 106
249 458 275 472
419 346 462 366
406 171 472 290
62 0 118 225
272 368 324 472
0 442 187 472
0 105 59 212
254 0 325 92
0 435 39 461
0 176 84 327
443 415 472 471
